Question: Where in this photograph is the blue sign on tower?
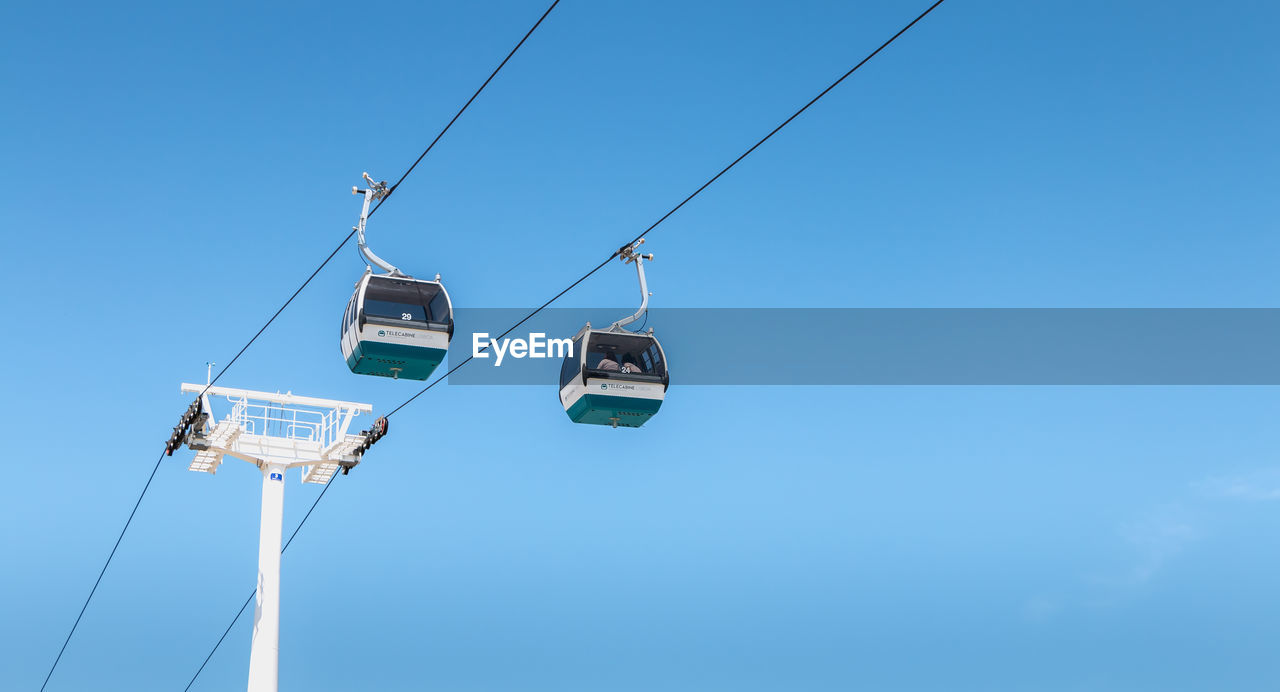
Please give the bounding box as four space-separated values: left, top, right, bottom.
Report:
270 472 283 481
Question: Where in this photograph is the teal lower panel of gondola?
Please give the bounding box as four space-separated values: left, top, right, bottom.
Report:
566 393 663 427
348 340 447 381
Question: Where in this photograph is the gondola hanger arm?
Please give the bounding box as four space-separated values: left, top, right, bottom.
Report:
610 239 654 331
351 172 405 277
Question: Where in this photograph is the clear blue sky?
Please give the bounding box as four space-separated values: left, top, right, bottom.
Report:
3 0 1280 690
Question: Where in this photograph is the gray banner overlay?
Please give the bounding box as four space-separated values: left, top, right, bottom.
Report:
445 309 1280 385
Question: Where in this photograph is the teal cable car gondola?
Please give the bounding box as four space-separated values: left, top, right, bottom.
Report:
558 325 668 427
341 272 453 380
558 239 667 427
340 173 453 381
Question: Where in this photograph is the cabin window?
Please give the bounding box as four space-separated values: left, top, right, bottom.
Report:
560 336 584 388
584 333 666 379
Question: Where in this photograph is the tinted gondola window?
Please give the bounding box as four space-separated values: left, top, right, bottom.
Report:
585 333 666 379
360 276 452 331
559 335 584 388
425 286 451 326
364 279 427 322
341 296 354 336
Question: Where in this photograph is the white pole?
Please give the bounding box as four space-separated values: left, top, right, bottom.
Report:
247 464 285 692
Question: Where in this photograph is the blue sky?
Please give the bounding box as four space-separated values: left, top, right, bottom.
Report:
3 0 1280 689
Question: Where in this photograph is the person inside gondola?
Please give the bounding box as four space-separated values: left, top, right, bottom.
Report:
596 355 622 373
619 354 641 374
596 353 620 371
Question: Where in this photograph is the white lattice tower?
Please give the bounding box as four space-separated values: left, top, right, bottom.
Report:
179 383 374 692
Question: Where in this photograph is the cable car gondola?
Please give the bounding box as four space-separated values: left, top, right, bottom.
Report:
341 272 453 380
558 240 667 427
340 173 454 381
